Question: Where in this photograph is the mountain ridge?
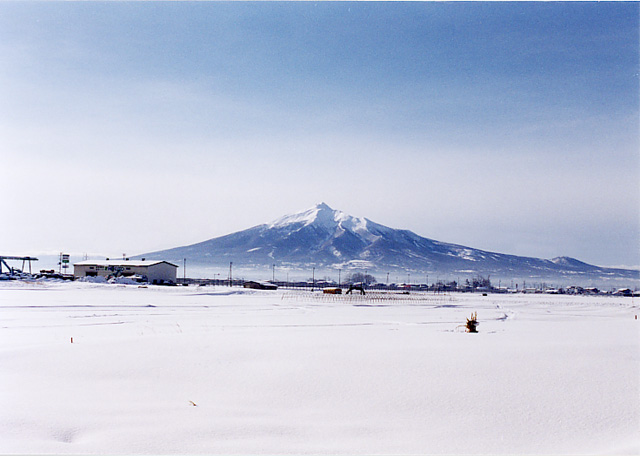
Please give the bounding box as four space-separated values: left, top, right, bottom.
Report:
137 203 639 285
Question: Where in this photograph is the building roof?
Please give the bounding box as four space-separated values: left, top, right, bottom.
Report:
73 259 178 268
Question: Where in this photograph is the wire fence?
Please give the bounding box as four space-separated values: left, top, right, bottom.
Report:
281 290 457 305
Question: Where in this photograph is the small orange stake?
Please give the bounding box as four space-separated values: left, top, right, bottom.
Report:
70 337 73 343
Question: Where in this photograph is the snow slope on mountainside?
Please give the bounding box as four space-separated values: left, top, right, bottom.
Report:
139 203 639 285
0 280 638 454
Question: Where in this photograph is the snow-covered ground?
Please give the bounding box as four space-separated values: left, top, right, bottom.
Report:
0 280 638 454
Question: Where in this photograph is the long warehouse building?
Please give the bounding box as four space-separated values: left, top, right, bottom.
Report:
73 259 178 284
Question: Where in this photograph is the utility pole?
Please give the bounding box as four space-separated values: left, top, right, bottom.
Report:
312 267 315 292
183 258 186 283
229 262 233 287
272 264 275 282
338 269 341 287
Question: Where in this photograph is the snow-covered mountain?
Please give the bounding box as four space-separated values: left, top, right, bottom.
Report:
139 203 639 284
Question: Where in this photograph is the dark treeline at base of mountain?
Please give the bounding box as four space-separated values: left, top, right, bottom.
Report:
137 203 639 287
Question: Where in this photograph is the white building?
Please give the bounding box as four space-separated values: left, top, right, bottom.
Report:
73 259 178 284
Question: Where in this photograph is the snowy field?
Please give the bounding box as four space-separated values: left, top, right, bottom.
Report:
0 281 638 455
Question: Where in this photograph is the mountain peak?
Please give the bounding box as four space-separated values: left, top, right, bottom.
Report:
268 202 339 229
265 203 374 237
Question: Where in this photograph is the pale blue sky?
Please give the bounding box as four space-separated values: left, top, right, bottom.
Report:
1 2 638 268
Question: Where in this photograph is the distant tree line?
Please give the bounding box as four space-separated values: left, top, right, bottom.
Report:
467 275 492 289
347 272 377 285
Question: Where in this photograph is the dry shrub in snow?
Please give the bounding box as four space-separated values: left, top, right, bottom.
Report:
466 312 479 333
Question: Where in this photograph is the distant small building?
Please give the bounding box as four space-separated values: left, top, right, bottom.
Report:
73 259 178 284
613 288 632 297
243 281 278 290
